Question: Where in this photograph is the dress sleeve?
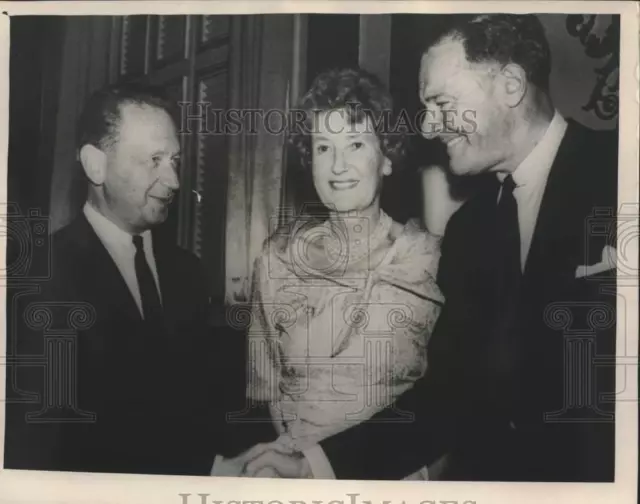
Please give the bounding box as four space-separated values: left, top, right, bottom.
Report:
370 229 445 385
245 250 281 403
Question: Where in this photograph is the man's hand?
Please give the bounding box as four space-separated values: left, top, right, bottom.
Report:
211 443 273 477
211 441 312 478
243 446 312 478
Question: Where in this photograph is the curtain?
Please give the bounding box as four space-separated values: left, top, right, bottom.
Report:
48 16 114 233
224 15 295 305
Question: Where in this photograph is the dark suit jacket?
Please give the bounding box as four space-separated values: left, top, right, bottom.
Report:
4 213 223 475
319 119 618 482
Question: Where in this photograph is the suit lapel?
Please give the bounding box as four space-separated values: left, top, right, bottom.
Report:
67 213 143 324
69 215 184 334
468 178 502 280
151 230 178 334
523 120 585 290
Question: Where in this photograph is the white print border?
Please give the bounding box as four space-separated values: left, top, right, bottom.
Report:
0 4 637 504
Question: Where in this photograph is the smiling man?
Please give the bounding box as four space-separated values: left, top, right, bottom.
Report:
5 84 221 475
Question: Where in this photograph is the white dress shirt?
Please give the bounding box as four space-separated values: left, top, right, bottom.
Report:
497 110 568 271
83 202 162 317
299 111 569 480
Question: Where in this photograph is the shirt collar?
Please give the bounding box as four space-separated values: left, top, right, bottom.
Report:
83 202 150 251
497 110 568 188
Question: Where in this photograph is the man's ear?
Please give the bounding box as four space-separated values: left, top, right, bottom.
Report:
79 144 107 185
382 156 392 176
500 63 527 107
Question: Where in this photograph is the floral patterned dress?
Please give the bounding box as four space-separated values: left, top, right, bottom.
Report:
246 211 444 479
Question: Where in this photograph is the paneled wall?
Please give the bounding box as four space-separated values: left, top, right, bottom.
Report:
46 16 115 234
114 15 232 267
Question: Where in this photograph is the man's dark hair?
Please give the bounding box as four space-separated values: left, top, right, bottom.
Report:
433 14 552 91
76 83 177 151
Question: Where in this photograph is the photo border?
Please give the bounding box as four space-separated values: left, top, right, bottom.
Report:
0 3 637 504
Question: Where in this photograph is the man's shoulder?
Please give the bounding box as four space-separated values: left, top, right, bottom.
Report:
445 176 498 234
152 230 199 263
166 242 204 271
153 233 209 284
50 218 83 246
567 118 617 142
564 119 618 164
30 219 94 300
560 119 618 200
49 217 95 268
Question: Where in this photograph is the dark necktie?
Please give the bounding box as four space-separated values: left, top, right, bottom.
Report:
132 235 164 326
495 174 522 302
490 174 522 378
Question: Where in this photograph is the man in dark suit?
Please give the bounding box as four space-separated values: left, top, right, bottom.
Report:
5 84 222 475
241 14 617 481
